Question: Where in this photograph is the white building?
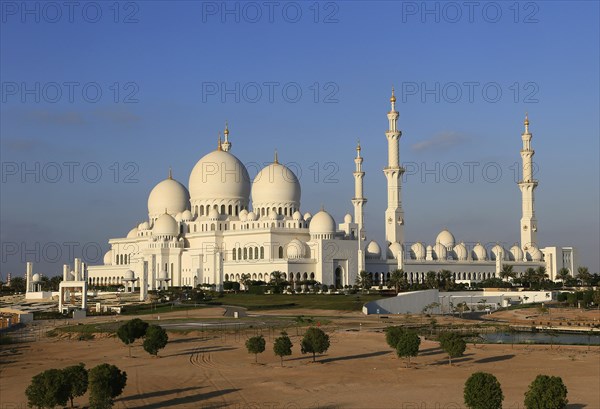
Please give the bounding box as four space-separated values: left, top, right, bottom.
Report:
87 91 576 291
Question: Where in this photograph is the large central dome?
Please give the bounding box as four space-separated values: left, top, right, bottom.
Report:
189 149 251 213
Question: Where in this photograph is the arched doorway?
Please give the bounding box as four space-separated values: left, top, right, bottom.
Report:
334 266 342 289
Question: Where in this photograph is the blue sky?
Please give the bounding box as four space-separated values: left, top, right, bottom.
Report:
1 1 599 276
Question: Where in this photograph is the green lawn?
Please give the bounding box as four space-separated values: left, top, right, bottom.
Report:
208 293 383 311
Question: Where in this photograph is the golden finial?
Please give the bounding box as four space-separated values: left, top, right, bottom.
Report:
356 138 361 151
168 167 172 180
217 132 222 151
274 149 279 164
524 112 529 125
224 121 229 136
390 86 396 103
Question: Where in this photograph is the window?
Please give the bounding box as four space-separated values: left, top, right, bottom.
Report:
260 246 264 259
278 246 283 258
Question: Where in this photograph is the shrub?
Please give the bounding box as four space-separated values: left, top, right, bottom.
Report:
464 372 504 409
245 335 266 363
273 332 293 366
88 364 127 409
524 375 568 409
142 325 168 356
301 327 330 362
395 331 420 367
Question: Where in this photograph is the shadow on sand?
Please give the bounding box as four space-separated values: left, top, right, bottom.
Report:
122 387 239 409
474 354 515 364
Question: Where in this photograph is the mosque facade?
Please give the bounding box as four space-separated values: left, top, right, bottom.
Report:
87 92 576 291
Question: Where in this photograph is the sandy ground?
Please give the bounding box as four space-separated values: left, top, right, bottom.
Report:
2 313 599 409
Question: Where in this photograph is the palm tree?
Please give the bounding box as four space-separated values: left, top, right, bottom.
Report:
240 273 252 291
535 266 548 284
577 266 591 286
388 269 405 294
556 268 570 287
523 267 536 288
269 271 287 288
425 271 438 289
499 264 515 282
355 270 373 291
439 270 453 290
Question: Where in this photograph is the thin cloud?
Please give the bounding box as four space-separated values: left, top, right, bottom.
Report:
1 138 45 153
411 131 469 152
26 110 86 125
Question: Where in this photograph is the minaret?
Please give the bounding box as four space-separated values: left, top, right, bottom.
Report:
383 88 405 245
217 132 222 151
222 121 231 152
352 140 367 236
518 113 538 251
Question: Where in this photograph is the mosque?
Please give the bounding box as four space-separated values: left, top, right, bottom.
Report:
87 91 576 293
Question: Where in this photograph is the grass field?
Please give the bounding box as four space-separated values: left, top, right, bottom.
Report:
208 293 383 311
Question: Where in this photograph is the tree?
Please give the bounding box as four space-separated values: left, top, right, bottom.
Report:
301 327 330 362
524 375 568 409
593 289 600 310
355 271 373 291
273 332 293 366
385 326 405 350
88 364 127 409
9 276 26 293
395 331 420 368
439 332 466 365
456 302 469 318
499 264 516 282
117 318 149 356
143 325 169 356
62 363 88 408
523 268 536 288
388 269 405 294
245 335 266 363
425 271 438 289
49 276 63 291
577 266 591 286
556 268 570 286
464 372 504 409
25 369 69 409
240 273 252 291
439 270 453 290
269 271 287 289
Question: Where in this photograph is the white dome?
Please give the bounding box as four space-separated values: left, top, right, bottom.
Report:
292 211 302 221
252 161 301 206
410 242 426 260
366 240 381 259
239 209 248 221
303 212 312 221
247 211 256 221
147 176 190 218
510 245 523 261
208 207 220 220
387 242 402 259
309 210 336 236
123 270 135 280
174 212 183 222
126 227 138 238
436 229 455 249
138 221 150 230
153 213 178 237
189 150 250 203
32 273 41 283
433 242 447 260
472 243 487 261
103 250 113 265
528 246 543 262
181 209 193 221
491 244 505 261
344 213 352 224
453 243 468 261
286 239 307 259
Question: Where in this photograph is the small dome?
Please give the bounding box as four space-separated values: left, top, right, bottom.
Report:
510 244 523 261
433 242 447 260
103 250 113 265
453 243 468 261
181 209 193 221
309 210 336 237
32 273 41 283
303 212 312 221
147 176 190 218
366 240 381 259
208 207 220 220
239 209 249 221
387 242 402 260
491 244 505 261
252 161 301 207
174 212 183 222
126 227 138 238
528 246 543 262
247 211 256 221
436 229 455 249
292 211 302 221
123 270 135 280
138 221 150 230
286 239 307 259
344 213 352 224
153 213 178 237
410 242 426 260
472 243 487 261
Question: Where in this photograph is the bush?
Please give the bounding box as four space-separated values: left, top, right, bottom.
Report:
245 335 266 363
143 325 169 356
464 372 504 409
117 318 149 356
439 332 466 365
63 363 88 408
524 375 568 409
25 369 70 409
385 326 405 350
395 331 420 367
88 364 127 409
273 332 293 366
301 327 330 362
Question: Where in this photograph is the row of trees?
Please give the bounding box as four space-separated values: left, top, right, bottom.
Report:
25 363 127 409
464 372 568 409
385 327 466 367
245 327 330 365
117 318 169 357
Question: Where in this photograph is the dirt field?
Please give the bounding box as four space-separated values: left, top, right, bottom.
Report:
2 309 599 408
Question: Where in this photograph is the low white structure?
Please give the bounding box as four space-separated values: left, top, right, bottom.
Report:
58 258 88 313
25 262 52 300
